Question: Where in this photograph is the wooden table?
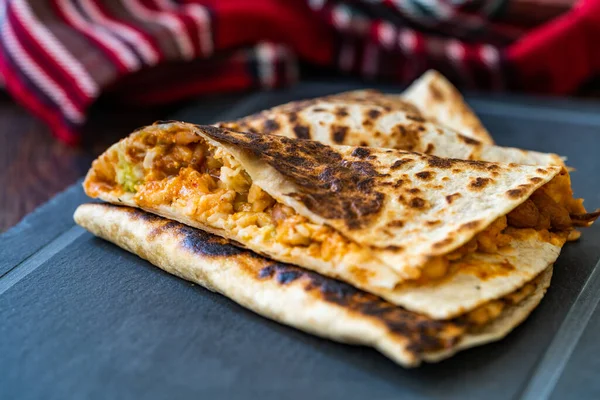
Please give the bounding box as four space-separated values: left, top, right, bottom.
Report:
0 94 178 232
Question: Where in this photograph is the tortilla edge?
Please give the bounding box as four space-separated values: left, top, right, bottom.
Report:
74 203 552 368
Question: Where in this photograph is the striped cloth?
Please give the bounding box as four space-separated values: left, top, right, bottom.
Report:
1 0 599 144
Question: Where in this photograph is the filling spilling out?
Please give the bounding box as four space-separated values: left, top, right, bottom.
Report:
86 125 598 317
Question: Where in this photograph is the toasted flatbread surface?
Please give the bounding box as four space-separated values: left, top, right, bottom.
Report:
402 70 494 144
83 123 581 318
219 89 563 166
74 203 553 367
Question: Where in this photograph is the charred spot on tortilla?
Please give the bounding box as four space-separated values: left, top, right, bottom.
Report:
148 220 181 240
409 197 428 209
123 207 254 259
458 134 481 145
351 147 371 159
433 238 453 248
426 220 441 226
408 188 421 194
507 188 525 198
312 107 326 112
293 124 311 139
427 156 453 169
416 171 434 181
469 177 493 190
203 130 387 227
299 270 462 354
429 82 444 100
460 220 482 231
258 264 276 279
331 125 349 143
445 193 462 204
362 119 374 128
262 119 280 134
278 270 303 284
288 112 298 123
388 220 405 228
367 109 382 119
180 225 246 257
385 245 404 251
335 107 349 117
360 141 368 146
530 177 543 183
391 158 413 169
403 113 424 122
425 143 435 153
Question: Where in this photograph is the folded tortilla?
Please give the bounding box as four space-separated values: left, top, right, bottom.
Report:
402 69 495 144
83 122 598 319
74 203 553 367
219 88 562 167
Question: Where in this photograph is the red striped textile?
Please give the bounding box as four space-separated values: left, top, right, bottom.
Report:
0 0 599 143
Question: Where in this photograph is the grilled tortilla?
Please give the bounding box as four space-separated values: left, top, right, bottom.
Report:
83 123 598 318
219 88 561 166
74 203 553 367
402 69 494 144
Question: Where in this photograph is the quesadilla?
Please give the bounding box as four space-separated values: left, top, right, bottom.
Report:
219 89 561 166
83 122 599 319
74 203 553 367
402 69 494 144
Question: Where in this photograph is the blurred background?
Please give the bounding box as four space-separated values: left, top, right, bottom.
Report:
2 0 600 231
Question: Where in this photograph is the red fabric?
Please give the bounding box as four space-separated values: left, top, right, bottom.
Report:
507 0 600 93
0 0 599 144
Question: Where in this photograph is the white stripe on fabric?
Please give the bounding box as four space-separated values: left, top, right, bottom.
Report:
398 29 417 53
123 0 195 60
58 0 140 71
79 0 159 65
446 40 474 88
332 4 351 30
0 0 7 23
377 22 396 50
256 42 276 89
2 20 84 122
13 0 98 97
180 3 212 58
480 44 503 90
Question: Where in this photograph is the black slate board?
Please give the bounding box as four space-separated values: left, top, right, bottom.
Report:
2 82 600 400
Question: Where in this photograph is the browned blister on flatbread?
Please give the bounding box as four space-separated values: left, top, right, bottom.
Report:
83 123 597 319
402 70 494 144
74 203 554 367
218 87 563 167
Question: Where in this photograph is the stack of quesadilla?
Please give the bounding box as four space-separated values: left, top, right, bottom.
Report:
75 71 599 367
